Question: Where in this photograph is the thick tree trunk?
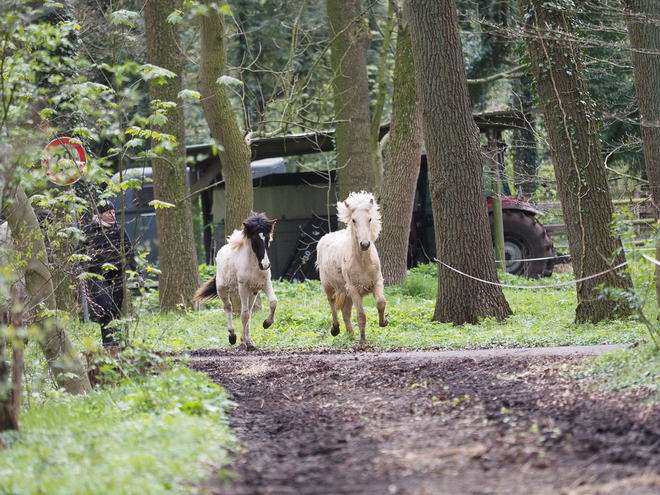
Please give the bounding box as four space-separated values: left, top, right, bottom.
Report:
198 0 253 236
144 0 201 310
379 20 423 286
625 0 660 308
518 0 633 323
2 187 90 394
327 0 374 200
407 0 512 324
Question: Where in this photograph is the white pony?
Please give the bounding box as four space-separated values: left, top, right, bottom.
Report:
193 213 277 351
316 191 388 348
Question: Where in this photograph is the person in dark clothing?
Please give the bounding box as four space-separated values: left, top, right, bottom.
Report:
82 200 144 348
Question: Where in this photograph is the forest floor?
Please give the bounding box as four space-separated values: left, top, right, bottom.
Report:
190 346 660 495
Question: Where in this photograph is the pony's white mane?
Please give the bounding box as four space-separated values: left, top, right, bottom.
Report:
337 191 382 240
226 228 249 249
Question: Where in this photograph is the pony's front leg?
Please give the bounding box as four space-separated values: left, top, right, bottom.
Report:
324 287 341 336
239 285 258 351
349 288 367 348
261 279 278 329
373 280 388 327
218 288 236 345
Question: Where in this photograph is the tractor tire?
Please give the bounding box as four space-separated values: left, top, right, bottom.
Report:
491 210 555 278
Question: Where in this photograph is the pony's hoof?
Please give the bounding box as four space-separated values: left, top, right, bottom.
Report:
380 318 389 327
359 340 367 349
228 334 237 345
331 324 340 337
246 343 258 352
263 319 272 329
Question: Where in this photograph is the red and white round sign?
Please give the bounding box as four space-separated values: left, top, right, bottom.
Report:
42 137 87 185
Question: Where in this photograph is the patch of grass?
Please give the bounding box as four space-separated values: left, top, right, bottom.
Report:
79 261 653 353
0 365 236 494
578 342 660 394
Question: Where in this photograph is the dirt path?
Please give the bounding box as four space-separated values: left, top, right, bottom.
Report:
191 346 660 495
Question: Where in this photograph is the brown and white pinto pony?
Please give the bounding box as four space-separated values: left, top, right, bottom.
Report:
193 212 277 351
316 191 388 348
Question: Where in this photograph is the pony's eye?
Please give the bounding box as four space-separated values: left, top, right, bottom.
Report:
352 219 356 223
369 218 371 222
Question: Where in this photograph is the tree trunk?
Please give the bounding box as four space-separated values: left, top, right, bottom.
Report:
144 0 201 310
407 0 512 324
327 0 375 200
379 18 423 286
517 0 633 323
370 0 395 199
625 0 660 309
2 187 90 394
198 0 253 236
511 75 538 197
0 285 23 433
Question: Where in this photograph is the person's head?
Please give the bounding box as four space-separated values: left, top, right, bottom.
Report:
97 200 116 223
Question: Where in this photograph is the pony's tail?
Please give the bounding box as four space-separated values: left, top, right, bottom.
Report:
335 293 346 310
193 275 218 303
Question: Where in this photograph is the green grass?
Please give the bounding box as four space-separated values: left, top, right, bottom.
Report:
1 365 236 494
64 260 655 353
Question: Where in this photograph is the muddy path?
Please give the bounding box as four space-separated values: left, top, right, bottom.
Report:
190 347 660 495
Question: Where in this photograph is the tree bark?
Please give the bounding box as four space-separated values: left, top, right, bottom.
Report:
407 0 512 324
327 0 375 200
198 0 253 236
2 187 90 394
144 0 201 310
0 285 23 433
517 0 633 323
625 0 660 308
379 18 423 286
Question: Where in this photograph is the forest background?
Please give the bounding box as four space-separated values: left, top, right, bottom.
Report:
2 0 660 491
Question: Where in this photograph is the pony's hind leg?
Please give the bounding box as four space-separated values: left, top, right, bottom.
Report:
261 278 278 329
374 281 388 327
340 296 354 336
239 285 258 351
348 288 367 348
218 288 236 345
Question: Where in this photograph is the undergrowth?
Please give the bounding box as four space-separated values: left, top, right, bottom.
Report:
1 359 236 494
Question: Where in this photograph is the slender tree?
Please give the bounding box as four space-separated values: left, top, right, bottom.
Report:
2 187 91 394
379 8 423 286
327 0 375 199
407 0 512 324
144 0 200 310
624 0 660 307
198 0 253 236
517 0 633 322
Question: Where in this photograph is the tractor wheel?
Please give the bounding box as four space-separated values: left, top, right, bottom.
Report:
491 210 555 278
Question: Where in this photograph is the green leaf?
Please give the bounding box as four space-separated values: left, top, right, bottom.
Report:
148 200 176 210
216 76 243 87
109 9 140 27
179 89 201 100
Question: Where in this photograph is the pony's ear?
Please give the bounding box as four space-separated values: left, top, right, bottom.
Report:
370 198 374 204
344 201 349 208
269 219 277 232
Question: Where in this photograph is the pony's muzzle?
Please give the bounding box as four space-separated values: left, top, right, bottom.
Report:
359 241 371 251
260 261 271 270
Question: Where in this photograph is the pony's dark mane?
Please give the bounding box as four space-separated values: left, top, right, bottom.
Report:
242 212 275 237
